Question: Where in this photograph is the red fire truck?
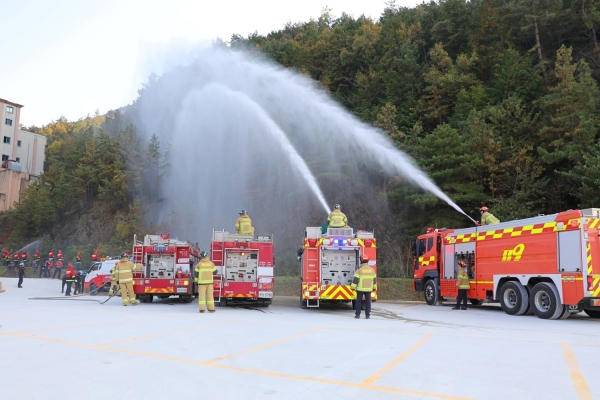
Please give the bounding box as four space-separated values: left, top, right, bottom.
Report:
210 229 274 307
299 227 377 308
412 208 600 319
132 234 201 303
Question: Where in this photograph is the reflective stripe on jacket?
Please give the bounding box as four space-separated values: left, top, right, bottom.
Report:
327 210 348 228
115 258 136 283
195 258 217 284
235 215 254 235
110 268 118 282
351 263 377 292
481 212 500 225
456 268 470 289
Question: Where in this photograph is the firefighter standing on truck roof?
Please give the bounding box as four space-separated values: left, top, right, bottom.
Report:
328 204 348 228
195 251 217 313
115 253 138 306
480 206 500 225
453 260 470 310
235 210 254 235
351 255 377 319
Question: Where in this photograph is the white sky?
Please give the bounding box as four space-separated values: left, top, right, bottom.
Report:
1 0 419 127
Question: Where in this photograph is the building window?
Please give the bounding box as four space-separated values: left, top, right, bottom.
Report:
5 118 12 126
17 140 21 147
6 106 14 114
3 136 10 144
1 155 8 161
15 157 20 163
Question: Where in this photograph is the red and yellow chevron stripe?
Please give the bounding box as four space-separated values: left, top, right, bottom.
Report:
225 293 254 298
144 287 174 293
302 284 318 299
320 285 355 300
446 220 580 244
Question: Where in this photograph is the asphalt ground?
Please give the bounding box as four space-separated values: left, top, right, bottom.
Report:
1 277 598 400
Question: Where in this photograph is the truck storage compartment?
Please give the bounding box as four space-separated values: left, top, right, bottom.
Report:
225 251 257 282
147 254 175 278
320 249 358 286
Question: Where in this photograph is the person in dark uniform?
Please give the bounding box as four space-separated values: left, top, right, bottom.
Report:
73 269 83 295
17 262 25 288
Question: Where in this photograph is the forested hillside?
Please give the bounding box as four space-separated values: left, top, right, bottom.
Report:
231 0 600 232
2 0 600 276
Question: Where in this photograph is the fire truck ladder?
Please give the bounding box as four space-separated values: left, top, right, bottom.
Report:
305 283 320 308
212 229 225 305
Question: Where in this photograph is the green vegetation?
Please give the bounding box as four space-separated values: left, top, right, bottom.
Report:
2 0 600 278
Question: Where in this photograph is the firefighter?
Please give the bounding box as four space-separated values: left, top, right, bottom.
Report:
115 252 138 306
327 204 348 228
453 260 470 310
480 206 500 226
195 251 217 313
235 210 254 235
73 269 82 295
21 250 27 263
76 251 82 271
48 249 54 260
53 258 63 279
34 249 41 273
17 262 25 288
91 250 98 262
351 255 377 319
64 263 75 296
108 266 119 297
2 249 9 267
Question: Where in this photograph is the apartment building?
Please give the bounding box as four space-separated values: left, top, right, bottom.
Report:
0 98 47 211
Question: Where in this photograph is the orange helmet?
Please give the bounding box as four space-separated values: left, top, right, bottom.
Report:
458 260 466 267
360 255 370 263
480 206 488 212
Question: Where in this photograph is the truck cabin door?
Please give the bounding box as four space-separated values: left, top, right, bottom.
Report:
412 238 428 271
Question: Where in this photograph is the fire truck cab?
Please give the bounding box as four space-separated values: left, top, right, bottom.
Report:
299 227 377 308
412 209 600 319
211 229 274 307
132 234 200 303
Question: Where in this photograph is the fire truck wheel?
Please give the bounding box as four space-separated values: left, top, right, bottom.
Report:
499 281 529 316
530 283 564 320
423 279 439 306
146 295 153 303
89 283 97 296
219 298 227 307
300 299 307 309
583 308 600 318
558 307 571 320
469 299 481 305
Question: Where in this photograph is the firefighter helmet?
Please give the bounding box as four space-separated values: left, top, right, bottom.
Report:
240 209 247 215
480 206 488 212
458 260 466 267
360 255 370 263
120 252 128 259
200 251 209 258
333 204 341 210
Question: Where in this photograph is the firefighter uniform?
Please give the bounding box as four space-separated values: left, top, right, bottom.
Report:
115 257 138 306
108 267 119 296
481 211 500 225
64 266 75 296
235 213 255 235
327 209 348 228
351 261 377 319
195 258 217 313
453 265 470 310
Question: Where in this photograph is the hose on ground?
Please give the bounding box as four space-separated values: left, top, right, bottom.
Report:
28 283 118 304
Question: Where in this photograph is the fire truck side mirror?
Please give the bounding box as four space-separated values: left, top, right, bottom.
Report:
410 240 416 256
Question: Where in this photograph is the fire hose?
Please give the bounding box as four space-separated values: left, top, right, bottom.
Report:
28 283 119 304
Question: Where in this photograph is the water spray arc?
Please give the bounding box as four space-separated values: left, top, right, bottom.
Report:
207 83 330 215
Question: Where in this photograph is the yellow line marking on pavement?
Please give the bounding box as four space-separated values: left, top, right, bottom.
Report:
561 342 593 400
206 327 327 363
0 331 473 400
361 333 435 386
99 321 239 346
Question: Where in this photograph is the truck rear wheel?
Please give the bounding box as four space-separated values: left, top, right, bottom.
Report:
423 279 439 306
583 308 600 318
530 283 564 320
499 281 529 316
